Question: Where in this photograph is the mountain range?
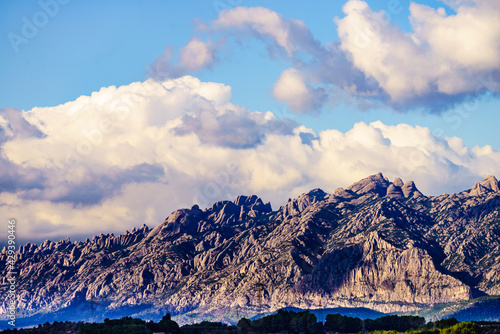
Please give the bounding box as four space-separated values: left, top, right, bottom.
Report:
1 173 500 327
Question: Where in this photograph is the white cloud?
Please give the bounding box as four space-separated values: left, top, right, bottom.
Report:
213 6 319 56
179 38 215 72
210 7 336 112
150 38 218 79
156 3 500 111
410 1 500 70
335 0 500 102
273 68 327 113
1 78 500 241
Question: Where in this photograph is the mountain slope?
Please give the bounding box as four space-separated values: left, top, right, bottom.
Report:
2 174 500 325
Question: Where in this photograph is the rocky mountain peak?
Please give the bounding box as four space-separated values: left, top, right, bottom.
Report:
386 183 404 199
480 175 500 192
402 180 423 198
155 195 273 234
234 194 258 207
345 173 421 199
393 177 404 187
159 206 203 235
347 172 391 196
468 175 500 196
282 188 328 217
302 188 328 202
333 187 354 199
4 173 500 326
233 194 272 213
469 182 490 196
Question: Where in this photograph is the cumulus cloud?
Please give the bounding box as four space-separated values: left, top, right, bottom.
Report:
211 6 343 113
410 2 500 71
1 77 500 241
0 108 44 139
213 6 320 56
147 6 336 113
174 107 295 149
273 68 327 113
335 0 500 106
0 108 46 194
156 3 500 112
150 38 218 79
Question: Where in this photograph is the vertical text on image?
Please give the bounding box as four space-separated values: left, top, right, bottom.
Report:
6 219 17 327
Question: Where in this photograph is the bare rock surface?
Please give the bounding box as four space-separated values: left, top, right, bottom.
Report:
386 184 404 199
347 173 390 196
1 173 500 324
402 181 423 198
480 175 500 192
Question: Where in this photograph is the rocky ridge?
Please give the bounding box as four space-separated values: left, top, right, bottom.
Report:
1 174 500 324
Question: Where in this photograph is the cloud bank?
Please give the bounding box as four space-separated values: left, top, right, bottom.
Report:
336 0 500 107
1 77 500 241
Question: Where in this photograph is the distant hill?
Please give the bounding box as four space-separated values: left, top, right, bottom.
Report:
401 295 500 322
281 307 386 322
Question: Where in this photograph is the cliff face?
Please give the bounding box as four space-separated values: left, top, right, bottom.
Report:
2 174 500 323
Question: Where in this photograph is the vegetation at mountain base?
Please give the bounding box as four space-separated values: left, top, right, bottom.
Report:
401 296 500 322
0 320 80 334
324 314 425 333
180 321 237 334
1 311 499 334
240 309 322 334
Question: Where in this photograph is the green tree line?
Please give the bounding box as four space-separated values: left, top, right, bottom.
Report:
1 310 499 334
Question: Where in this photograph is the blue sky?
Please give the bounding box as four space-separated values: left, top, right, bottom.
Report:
1 0 500 242
2 0 498 147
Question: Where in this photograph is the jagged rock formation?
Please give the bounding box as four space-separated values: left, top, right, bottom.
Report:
481 175 500 192
470 175 500 196
1 174 500 324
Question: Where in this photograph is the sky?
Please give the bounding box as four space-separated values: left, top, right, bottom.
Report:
1 0 500 244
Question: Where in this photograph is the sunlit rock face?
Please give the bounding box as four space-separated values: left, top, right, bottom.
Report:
2 173 500 324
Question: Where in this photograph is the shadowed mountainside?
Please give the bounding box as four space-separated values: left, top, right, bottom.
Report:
2 173 500 325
